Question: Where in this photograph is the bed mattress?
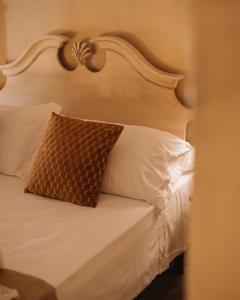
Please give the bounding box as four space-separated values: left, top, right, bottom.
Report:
0 174 192 300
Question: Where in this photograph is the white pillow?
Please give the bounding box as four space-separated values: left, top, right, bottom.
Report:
101 125 194 209
0 103 61 178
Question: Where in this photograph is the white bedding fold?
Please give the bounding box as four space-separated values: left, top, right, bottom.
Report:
0 252 20 300
0 285 19 300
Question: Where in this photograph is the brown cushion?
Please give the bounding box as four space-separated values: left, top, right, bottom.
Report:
25 113 123 207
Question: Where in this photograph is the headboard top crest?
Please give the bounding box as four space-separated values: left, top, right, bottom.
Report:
0 34 183 89
0 33 193 141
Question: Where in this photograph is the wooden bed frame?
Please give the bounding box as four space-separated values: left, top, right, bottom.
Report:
0 34 192 298
0 34 193 141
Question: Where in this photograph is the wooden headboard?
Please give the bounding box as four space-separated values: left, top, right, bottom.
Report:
0 34 193 140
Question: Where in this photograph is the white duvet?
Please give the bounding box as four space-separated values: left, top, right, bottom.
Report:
0 174 192 300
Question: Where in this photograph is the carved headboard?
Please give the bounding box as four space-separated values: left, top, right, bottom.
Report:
0 34 193 140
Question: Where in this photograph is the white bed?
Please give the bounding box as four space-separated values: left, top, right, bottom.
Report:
0 173 192 300
0 33 194 299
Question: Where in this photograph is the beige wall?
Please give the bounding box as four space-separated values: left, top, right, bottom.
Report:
187 1 240 299
0 0 6 84
0 1 6 62
0 0 194 107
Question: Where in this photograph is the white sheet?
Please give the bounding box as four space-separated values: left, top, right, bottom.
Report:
0 174 192 300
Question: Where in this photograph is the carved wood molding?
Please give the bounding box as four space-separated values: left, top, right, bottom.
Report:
91 36 183 89
0 34 193 141
0 35 69 76
71 40 93 66
0 34 183 89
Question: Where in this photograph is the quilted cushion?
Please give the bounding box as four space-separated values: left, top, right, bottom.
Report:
25 113 123 207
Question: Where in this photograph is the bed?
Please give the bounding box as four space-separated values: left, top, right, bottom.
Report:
0 33 194 300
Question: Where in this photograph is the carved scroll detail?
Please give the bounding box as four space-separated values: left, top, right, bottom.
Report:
71 40 93 66
0 35 69 76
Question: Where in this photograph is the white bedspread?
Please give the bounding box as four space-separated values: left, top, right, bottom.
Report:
0 174 192 300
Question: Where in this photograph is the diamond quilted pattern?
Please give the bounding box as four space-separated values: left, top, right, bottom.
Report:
25 113 123 207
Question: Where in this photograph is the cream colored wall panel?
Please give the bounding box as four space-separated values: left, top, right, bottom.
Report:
0 0 7 85
187 1 240 300
0 1 6 62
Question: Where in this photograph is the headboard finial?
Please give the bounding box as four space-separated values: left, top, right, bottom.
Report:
71 40 94 66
